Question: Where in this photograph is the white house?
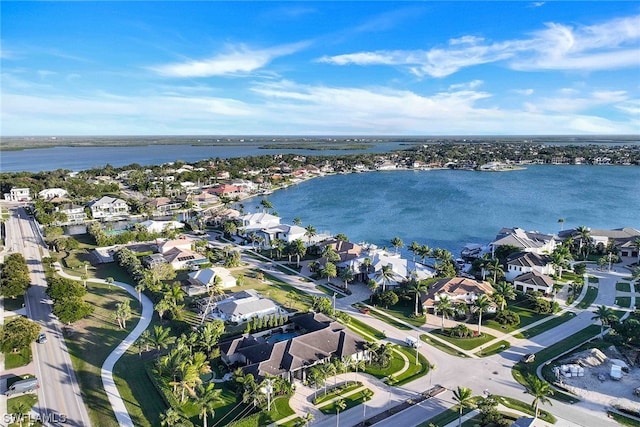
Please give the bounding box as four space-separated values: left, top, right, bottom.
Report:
421 277 496 313
56 203 86 222
138 220 185 234
490 227 556 256
158 238 194 254
4 188 31 202
513 271 555 295
87 196 129 219
188 267 236 290
239 212 281 231
341 249 435 288
38 188 69 200
505 251 555 282
260 224 307 245
212 290 282 323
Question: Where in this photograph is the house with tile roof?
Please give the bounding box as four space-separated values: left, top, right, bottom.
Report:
421 277 496 313
505 251 554 282
220 312 367 381
513 271 555 295
163 247 208 270
490 227 556 256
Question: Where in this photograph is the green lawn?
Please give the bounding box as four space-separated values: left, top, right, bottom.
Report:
495 395 557 423
390 346 430 386
519 312 577 339
7 394 38 413
65 281 143 427
485 300 552 334
607 410 640 427
432 329 496 351
313 381 362 405
476 340 511 357
420 333 470 358
616 282 631 292
418 400 480 427
225 395 294 427
342 313 386 340
3 295 25 311
616 297 632 308
365 307 412 330
363 349 406 379
318 389 372 414
370 300 426 328
577 286 599 309
4 347 32 369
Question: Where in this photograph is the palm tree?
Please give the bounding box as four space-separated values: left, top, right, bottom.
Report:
474 295 492 335
339 268 354 290
492 281 516 311
477 256 492 281
321 262 337 285
592 305 617 338
302 412 314 426
368 279 379 301
576 225 592 259
409 241 421 262
391 236 404 254
194 383 222 427
418 245 432 264
551 245 572 279
375 264 396 293
524 374 554 419
305 224 317 245
150 325 176 357
407 279 429 316
452 386 474 427
198 320 224 357
435 295 454 331
293 239 306 267
488 259 504 284
558 218 565 231
335 398 346 427
362 388 374 418
293 217 302 225
159 408 183 426
320 362 336 395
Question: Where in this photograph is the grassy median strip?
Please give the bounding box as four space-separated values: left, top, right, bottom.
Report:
420 333 470 358
318 389 372 414
577 286 599 309
365 307 412 330
390 346 430 386
495 395 557 424
616 282 631 292
432 329 496 351
476 340 511 357
520 312 577 339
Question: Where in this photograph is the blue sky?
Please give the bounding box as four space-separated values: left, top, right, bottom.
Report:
2 1 639 136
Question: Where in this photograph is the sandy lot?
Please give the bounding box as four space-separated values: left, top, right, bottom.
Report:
554 347 640 414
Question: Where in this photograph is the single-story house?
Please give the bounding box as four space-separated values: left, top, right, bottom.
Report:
138 220 185 234
220 312 367 382
158 238 194 254
260 224 307 245
422 277 496 313
38 188 69 200
142 253 169 268
342 249 434 287
211 289 282 323
505 251 554 282
239 212 281 231
163 247 208 270
187 267 236 290
513 271 555 295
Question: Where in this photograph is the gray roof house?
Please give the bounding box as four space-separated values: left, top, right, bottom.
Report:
490 227 556 256
220 312 367 381
513 270 555 295
505 251 554 282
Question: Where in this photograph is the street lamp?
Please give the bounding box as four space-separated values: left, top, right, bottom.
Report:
333 292 336 311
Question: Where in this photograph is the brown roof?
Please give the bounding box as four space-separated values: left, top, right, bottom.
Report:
421 277 493 307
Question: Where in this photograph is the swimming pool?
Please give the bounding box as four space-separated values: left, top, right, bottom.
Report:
266 332 299 344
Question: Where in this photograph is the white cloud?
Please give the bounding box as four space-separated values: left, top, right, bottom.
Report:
528 90 628 113
151 42 309 77
317 14 640 77
616 100 640 116
449 80 483 90
512 89 534 96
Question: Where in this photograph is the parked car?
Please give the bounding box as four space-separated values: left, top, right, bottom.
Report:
521 353 535 363
358 307 370 314
36 333 47 344
5 378 39 396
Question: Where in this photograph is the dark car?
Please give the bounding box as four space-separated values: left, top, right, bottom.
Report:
521 353 535 363
36 333 47 344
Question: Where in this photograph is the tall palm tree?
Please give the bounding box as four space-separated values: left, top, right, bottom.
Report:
576 225 592 259
558 218 565 231
390 236 404 254
293 217 302 225
592 305 617 338
551 245 573 279
524 374 554 419
407 279 429 316
452 386 474 427
435 295 454 331
194 383 222 427
488 259 504 284
362 388 374 418
150 325 176 357
474 295 492 335
409 241 421 262
335 398 346 427
492 281 516 311
477 256 492 281
305 224 317 245
375 264 395 293
367 279 379 301
418 245 432 264
320 362 336 395
321 262 337 285
339 268 354 290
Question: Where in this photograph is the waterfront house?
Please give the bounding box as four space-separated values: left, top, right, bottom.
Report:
209 184 240 195
146 197 182 215
239 212 281 231
513 271 554 295
38 188 69 200
560 227 640 260
87 196 129 219
56 203 87 223
4 187 31 202
505 251 554 282
343 249 434 287
489 227 556 256
260 224 307 245
138 220 184 234
220 312 367 382
421 277 496 313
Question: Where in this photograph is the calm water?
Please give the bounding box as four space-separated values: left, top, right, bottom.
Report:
0 142 408 172
243 165 640 256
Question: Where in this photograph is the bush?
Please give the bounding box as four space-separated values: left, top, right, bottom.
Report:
449 324 473 338
495 309 520 326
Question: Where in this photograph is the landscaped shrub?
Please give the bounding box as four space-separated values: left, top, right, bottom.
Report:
449 324 473 338
495 309 520 327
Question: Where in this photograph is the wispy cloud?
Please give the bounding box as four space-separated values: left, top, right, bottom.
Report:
318 14 640 77
151 41 309 78
512 89 534 96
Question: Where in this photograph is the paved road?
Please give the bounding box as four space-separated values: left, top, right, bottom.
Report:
3 207 90 427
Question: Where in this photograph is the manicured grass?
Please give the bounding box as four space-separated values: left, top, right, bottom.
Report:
512 325 601 404
421 333 470 358
617 297 632 308
495 395 557 423
432 329 496 351
316 284 346 298
576 286 598 309
344 312 386 340
64 281 143 427
588 276 599 283
363 348 406 379
617 282 631 292
318 389 372 414
390 346 430 386
485 301 552 334
476 340 511 357
372 300 426 328
520 312 577 339
607 410 640 427
4 347 32 369
7 394 38 413
3 295 25 311
314 381 362 405
225 395 294 427
365 307 412 330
